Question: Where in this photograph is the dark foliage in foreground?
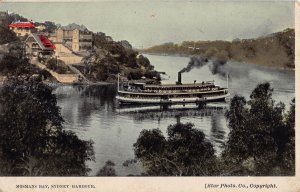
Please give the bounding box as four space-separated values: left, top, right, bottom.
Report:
134 123 218 176
0 58 95 175
0 42 39 77
222 83 295 175
96 160 117 176
133 83 295 176
0 55 38 76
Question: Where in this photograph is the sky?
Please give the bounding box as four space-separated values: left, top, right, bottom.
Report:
0 1 294 47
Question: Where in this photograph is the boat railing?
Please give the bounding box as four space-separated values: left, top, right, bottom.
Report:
120 91 227 99
120 87 222 94
119 95 162 100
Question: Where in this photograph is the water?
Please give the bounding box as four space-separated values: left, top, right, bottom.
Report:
54 54 295 176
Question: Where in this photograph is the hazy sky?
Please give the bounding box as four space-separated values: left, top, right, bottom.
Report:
0 1 294 47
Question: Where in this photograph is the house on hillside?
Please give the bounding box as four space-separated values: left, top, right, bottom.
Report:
52 26 93 52
25 33 55 57
9 21 37 37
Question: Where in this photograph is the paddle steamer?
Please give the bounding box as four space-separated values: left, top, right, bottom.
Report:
116 72 230 104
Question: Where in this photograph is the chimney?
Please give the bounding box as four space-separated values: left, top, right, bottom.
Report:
177 72 182 85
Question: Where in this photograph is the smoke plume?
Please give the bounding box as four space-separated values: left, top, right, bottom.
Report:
209 58 228 77
180 55 229 77
180 56 209 73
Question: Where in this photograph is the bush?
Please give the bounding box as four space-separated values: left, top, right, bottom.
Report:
134 123 218 176
96 160 116 176
0 55 37 76
0 26 18 44
46 58 69 74
222 83 295 175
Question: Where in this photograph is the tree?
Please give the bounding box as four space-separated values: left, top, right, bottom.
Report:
1 13 28 27
0 77 95 176
43 21 58 33
0 54 94 175
223 96 250 164
96 160 117 176
134 123 218 176
223 83 295 175
0 54 38 77
46 58 70 74
89 32 159 82
280 98 295 174
119 40 132 49
204 47 219 58
0 26 18 45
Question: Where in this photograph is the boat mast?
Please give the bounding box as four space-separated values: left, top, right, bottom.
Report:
117 73 120 92
226 73 229 89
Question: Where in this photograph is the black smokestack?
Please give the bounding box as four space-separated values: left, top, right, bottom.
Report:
177 72 182 85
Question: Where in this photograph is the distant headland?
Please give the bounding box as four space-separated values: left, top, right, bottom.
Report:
142 28 295 70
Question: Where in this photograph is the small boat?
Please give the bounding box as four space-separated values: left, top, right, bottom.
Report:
116 72 230 105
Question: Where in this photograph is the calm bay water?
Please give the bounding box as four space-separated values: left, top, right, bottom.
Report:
54 54 295 176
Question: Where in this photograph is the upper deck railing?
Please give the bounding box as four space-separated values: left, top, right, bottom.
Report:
119 85 226 94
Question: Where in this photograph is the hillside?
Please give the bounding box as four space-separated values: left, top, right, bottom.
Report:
0 12 160 83
143 28 295 69
81 31 160 82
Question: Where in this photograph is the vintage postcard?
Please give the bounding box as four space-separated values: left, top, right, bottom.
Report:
0 0 298 191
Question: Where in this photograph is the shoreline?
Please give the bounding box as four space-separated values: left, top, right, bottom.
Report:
44 81 115 87
0 77 115 87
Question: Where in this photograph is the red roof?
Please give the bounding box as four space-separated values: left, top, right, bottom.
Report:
9 22 36 28
38 35 56 49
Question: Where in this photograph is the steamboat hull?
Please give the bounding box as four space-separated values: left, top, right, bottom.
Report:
116 93 230 105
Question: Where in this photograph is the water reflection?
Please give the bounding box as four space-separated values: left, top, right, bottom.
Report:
54 84 117 127
118 103 227 122
210 113 227 152
118 103 229 155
